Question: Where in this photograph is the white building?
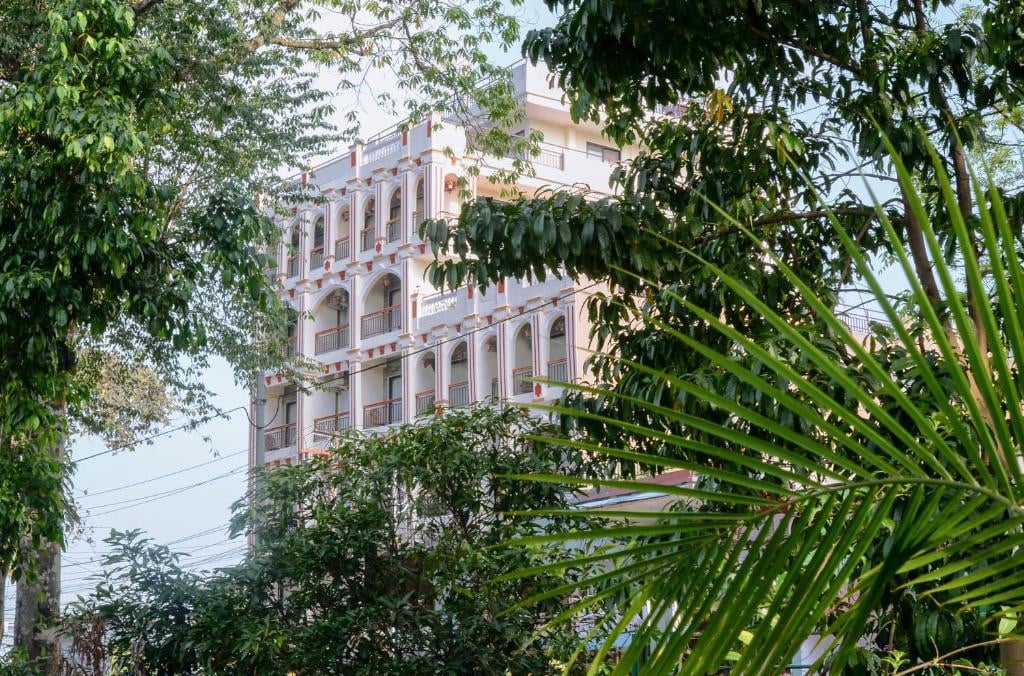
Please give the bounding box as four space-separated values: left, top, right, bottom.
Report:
251 61 635 468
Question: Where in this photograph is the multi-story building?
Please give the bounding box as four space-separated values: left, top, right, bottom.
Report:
250 60 636 468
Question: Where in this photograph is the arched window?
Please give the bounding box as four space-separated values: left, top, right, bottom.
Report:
388 189 402 242
415 352 436 415
548 316 568 382
449 342 469 406
361 198 376 251
310 217 325 268
287 227 300 278
512 324 533 395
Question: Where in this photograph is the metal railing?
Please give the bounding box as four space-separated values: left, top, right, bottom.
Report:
313 412 350 440
387 218 401 242
265 422 297 451
284 335 297 357
286 256 299 278
364 398 402 427
491 377 499 398
314 324 349 354
512 365 534 395
547 358 569 383
360 227 375 252
361 304 401 338
335 237 350 260
413 210 424 231
449 381 470 407
415 389 436 415
309 247 323 270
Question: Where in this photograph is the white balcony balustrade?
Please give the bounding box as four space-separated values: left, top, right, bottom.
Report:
547 358 569 383
415 389 436 415
361 304 401 338
364 398 402 427
313 412 350 440
309 247 324 270
360 227 375 252
387 218 401 242
286 256 299 278
335 238 350 260
265 422 297 451
449 381 470 407
314 324 349 355
512 365 534 395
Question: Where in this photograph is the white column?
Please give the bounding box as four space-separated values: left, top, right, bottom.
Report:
350 358 363 430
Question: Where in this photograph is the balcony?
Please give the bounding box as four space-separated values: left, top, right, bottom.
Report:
415 389 436 415
314 324 349 355
507 145 564 170
491 377 499 399
364 398 402 428
361 304 401 339
387 218 401 243
286 256 299 278
284 335 297 357
449 381 470 407
413 210 424 231
309 247 324 270
360 227 375 252
512 365 534 395
265 422 297 451
313 411 350 440
335 238 350 260
547 358 568 383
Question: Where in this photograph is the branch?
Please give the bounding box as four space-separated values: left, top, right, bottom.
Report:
131 0 164 15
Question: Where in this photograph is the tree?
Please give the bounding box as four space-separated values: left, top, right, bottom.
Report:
420 0 1024 671
64 405 601 674
1 0 526 666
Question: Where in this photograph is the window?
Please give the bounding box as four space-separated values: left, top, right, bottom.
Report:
586 142 621 163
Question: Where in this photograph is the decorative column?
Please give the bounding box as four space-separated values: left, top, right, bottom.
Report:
536 311 551 398
350 358 363 430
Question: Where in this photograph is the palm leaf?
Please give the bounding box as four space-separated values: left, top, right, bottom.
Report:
510 145 1024 673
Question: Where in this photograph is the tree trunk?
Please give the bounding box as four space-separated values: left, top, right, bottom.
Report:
13 410 65 675
1002 639 1024 676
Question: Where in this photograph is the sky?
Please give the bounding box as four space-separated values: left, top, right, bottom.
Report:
2 0 556 646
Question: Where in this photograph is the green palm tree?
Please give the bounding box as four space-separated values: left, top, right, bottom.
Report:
505 147 1024 674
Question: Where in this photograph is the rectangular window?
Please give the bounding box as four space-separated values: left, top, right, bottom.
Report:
586 142 621 163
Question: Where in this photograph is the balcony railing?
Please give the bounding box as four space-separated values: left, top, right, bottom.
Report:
360 227 375 252
506 145 565 170
364 398 402 428
335 238 350 260
415 389 436 415
547 358 569 383
413 210 424 231
490 377 499 398
286 256 299 278
309 247 324 270
449 381 470 407
284 335 297 357
387 218 401 242
512 365 534 395
361 304 401 338
314 324 349 354
265 422 297 451
313 411 350 440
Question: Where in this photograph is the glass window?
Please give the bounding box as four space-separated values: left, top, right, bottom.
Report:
586 142 621 163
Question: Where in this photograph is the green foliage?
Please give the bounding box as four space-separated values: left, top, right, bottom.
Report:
66 405 601 674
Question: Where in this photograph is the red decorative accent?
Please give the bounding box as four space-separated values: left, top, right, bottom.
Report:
534 383 542 397
350 152 356 167
497 281 505 293
389 253 396 264
335 361 341 370
265 376 272 386
421 333 428 343
288 288 295 298
402 130 408 145
375 241 382 253
340 271 346 280
366 262 373 272
486 314 493 324
390 342 397 352
316 279 323 289
367 177 372 186
518 306 525 315
285 457 292 465
467 284 474 299
450 156 457 166
427 121 432 137
274 460 281 467
291 207 297 214
341 187 347 196
444 176 458 193
418 244 426 254
415 158 422 166
411 300 417 318
391 167 398 176
324 261 331 271
455 323 461 333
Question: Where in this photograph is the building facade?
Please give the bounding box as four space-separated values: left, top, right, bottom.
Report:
250 61 633 468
